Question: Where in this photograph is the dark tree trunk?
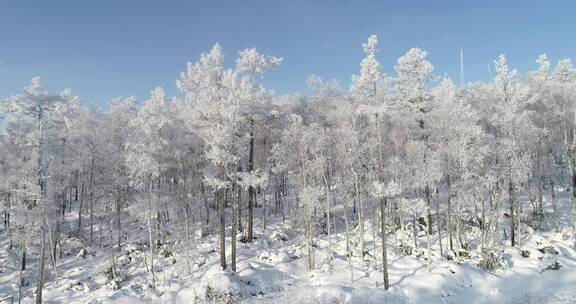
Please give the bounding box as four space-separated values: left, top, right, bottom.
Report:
89 155 95 246
380 197 389 290
116 191 121 252
77 180 85 237
248 119 255 242
509 180 516 247
218 188 226 269
447 175 453 253
231 185 238 272
20 243 26 271
35 226 46 304
425 185 433 236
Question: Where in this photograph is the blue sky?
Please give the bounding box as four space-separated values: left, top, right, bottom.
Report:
1 0 575 107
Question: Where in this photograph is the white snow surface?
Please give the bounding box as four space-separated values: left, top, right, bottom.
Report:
2 194 576 304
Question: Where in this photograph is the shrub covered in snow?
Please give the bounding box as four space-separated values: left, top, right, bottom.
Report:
96 256 128 290
538 245 559 255
539 254 562 272
478 251 506 272
396 244 413 256
194 265 244 303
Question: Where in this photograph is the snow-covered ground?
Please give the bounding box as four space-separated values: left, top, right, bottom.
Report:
2 192 576 304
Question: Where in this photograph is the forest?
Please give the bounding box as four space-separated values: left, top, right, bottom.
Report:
1 35 576 303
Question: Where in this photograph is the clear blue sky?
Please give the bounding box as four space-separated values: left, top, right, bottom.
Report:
1 0 575 107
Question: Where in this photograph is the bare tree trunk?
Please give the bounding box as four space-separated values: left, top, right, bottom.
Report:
263 187 267 231
447 175 454 253
307 219 315 271
116 191 121 252
413 214 418 249
427 218 432 272
237 184 243 232
77 180 85 237
374 114 390 287
572 170 576 248
380 197 389 289
537 147 544 215
200 181 210 231
20 240 26 271
183 200 192 275
35 225 46 304
551 180 560 233
35 107 46 304
456 203 465 249
564 127 576 247
354 172 364 259
435 190 443 258
399 201 406 247
89 155 95 246
517 194 523 246
231 186 237 272
323 174 333 267
480 190 487 252
51 221 59 267
147 213 156 287
247 119 255 243
509 180 516 247
425 185 433 236
218 188 226 269
19 240 25 304
344 204 353 283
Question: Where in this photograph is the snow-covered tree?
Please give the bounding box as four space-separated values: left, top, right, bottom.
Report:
2 77 80 304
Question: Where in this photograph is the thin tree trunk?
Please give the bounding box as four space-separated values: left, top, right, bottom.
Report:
380 197 389 289
35 107 46 304
572 170 576 248
481 190 487 252
89 155 95 246
436 190 443 258
20 241 26 271
51 221 59 267
237 185 243 232
35 224 46 304
307 219 315 271
116 191 121 252
509 180 516 247
263 187 267 232
354 172 364 259
537 147 543 215
413 214 418 249
77 180 85 237
551 180 560 233
19 241 25 304
231 186 237 272
147 213 156 287
447 175 454 253
344 205 353 283
427 218 432 272
218 188 226 269
374 114 390 287
425 185 433 236
323 174 333 266
200 181 210 230
247 119 255 242
183 201 192 275
370 202 377 270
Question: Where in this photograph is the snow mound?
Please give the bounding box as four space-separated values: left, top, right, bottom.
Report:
194 264 245 303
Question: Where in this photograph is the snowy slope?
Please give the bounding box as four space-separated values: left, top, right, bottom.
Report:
2 193 576 304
